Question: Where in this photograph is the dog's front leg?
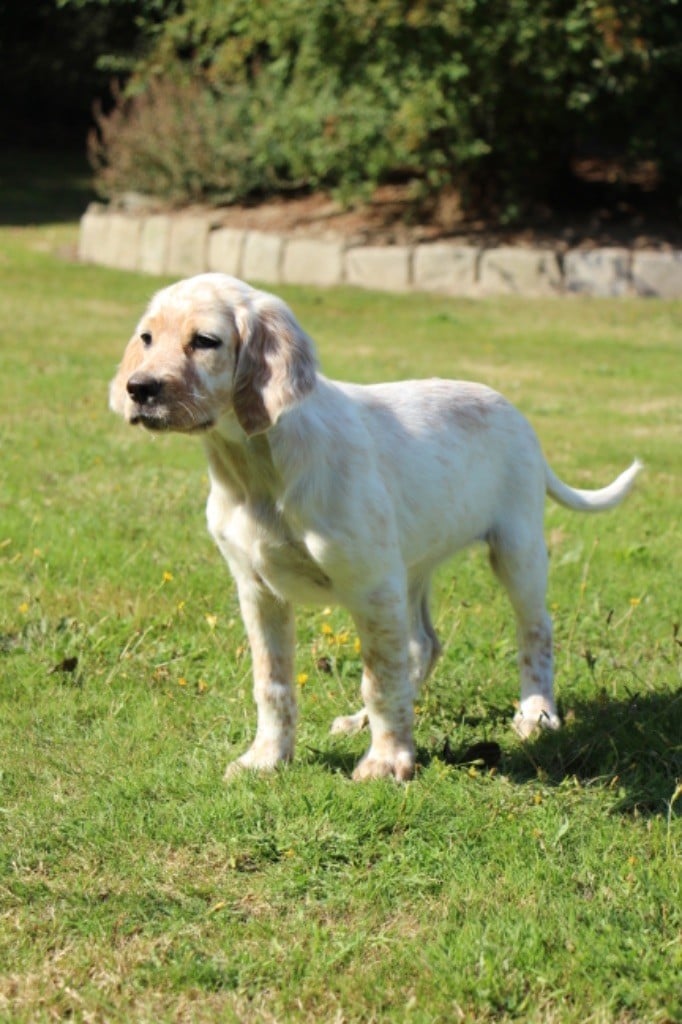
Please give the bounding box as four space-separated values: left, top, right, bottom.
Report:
224 579 297 779
350 583 416 782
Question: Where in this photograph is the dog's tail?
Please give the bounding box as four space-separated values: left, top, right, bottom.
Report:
545 459 642 513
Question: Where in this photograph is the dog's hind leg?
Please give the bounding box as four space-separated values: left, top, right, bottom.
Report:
489 528 561 738
330 706 369 736
407 577 442 692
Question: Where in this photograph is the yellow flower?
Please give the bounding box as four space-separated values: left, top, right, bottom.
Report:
629 597 641 607
205 613 218 629
18 601 29 615
297 672 309 686
334 630 350 645
354 637 362 654
320 622 334 636
162 571 174 583
178 677 187 687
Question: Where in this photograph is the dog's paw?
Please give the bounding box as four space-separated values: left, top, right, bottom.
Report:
330 708 369 736
512 706 561 740
223 741 293 781
352 742 415 782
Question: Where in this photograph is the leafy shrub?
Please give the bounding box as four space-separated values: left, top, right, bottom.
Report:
89 78 273 204
88 0 682 217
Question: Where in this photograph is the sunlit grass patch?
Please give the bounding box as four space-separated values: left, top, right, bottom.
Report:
0 220 680 1023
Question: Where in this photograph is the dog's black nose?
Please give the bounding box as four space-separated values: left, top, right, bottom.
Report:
127 373 162 404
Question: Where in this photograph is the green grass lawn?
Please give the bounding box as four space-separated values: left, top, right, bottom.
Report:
0 208 680 1022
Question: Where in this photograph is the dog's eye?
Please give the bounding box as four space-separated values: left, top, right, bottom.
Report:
140 331 152 347
190 333 222 351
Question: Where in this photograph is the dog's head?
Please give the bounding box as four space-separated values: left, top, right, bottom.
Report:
109 274 317 436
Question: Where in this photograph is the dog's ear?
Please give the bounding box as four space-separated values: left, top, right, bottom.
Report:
232 294 317 435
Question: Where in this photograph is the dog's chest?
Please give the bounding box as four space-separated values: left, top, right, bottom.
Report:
207 489 332 603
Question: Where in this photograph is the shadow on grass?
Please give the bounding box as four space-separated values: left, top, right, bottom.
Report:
502 688 682 817
0 147 95 225
314 689 682 818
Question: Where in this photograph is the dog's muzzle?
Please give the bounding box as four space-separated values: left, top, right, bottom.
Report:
127 372 163 405
126 372 169 428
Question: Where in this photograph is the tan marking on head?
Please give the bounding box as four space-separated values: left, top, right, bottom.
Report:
112 275 318 436
110 276 241 432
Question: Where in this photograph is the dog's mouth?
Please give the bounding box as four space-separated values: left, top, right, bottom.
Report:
129 408 214 434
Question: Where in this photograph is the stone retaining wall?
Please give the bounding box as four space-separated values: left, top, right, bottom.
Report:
79 204 682 298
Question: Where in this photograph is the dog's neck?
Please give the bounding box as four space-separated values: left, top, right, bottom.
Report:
203 416 282 506
203 379 335 520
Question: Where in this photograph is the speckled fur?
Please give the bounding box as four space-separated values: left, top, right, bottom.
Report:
111 273 641 781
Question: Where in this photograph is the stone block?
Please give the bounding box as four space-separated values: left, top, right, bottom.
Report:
345 245 412 292
78 205 110 263
208 227 247 277
632 250 682 298
242 231 285 284
104 213 143 271
413 243 479 295
282 238 345 287
479 247 562 296
564 248 631 297
166 215 211 277
139 214 171 275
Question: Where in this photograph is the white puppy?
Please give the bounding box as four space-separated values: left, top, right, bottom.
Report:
110 273 640 781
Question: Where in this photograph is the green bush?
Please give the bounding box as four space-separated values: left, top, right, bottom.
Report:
88 0 682 218
89 78 277 204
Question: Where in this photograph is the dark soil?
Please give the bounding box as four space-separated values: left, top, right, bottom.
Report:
115 158 681 251
203 182 680 251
